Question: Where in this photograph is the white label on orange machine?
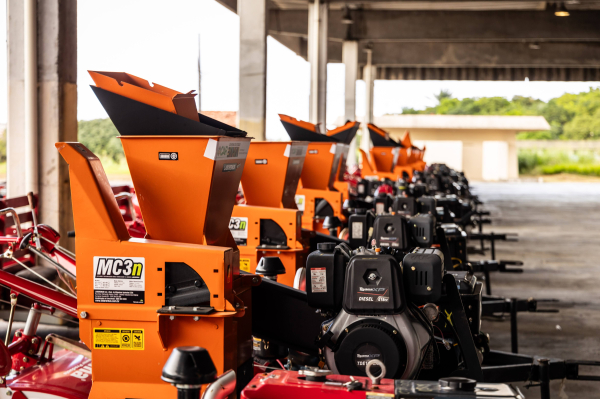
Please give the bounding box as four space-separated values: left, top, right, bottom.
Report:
93 257 145 304
311 268 327 293
229 217 248 246
204 139 250 161
295 195 305 211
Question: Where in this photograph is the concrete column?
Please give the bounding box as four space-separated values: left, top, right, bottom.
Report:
343 40 358 166
7 0 77 249
343 41 358 122
238 0 267 140
7 0 26 198
197 34 202 112
507 134 519 179
462 141 484 181
308 0 328 127
360 49 376 152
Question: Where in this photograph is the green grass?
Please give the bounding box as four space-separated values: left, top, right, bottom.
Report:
100 158 131 177
539 163 600 176
0 158 128 181
519 148 600 176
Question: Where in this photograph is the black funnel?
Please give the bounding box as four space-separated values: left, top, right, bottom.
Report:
256 257 286 277
161 346 217 386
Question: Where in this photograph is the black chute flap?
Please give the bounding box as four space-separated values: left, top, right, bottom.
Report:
92 85 247 137
328 122 360 144
368 126 401 148
281 120 339 143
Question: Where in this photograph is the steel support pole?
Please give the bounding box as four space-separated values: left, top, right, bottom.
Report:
238 0 267 140
510 298 518 353
24 0 38 195
360 49 376 152
539 358 551 399
308 0 328 128
484 270 492 296
343 40 358 166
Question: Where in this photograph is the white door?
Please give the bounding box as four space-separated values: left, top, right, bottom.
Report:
413 140 463 172
482 141 509 181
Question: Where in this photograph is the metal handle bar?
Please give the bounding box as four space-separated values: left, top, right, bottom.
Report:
114 192 137 221
0 208 22 238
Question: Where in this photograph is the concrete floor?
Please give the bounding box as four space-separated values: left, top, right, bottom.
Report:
471 182 600 399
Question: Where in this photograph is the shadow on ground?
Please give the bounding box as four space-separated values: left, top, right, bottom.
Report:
471 182 600 399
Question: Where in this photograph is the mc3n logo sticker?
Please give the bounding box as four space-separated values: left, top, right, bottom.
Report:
95 258 143 279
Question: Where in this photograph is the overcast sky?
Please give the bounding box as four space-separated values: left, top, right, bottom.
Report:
1 0 599 140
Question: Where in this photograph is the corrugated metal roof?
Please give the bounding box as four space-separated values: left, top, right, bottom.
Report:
372 114 550 131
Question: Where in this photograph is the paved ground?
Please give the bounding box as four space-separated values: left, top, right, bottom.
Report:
470 182 600 399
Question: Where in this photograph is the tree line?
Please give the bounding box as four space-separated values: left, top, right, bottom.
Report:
400 88 600 140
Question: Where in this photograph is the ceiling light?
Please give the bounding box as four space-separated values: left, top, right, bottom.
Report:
555 2 570 16
341 6 354 24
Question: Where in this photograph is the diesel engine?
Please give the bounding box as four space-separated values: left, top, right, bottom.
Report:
305 242 484 381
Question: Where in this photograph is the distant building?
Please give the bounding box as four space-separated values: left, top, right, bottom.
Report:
201 111 237 128
368 115 550 181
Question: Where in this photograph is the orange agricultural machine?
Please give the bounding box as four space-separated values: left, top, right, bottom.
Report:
231 141 308 286
279 114 359 235
57 72 259 398
361 123 426 182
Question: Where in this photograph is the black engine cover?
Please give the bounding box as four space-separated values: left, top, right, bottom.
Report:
342 254 405 315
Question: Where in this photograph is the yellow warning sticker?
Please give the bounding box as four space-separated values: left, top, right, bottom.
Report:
240 258 251 273
93 328 144 350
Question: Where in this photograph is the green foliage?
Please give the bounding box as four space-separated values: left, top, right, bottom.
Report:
518 148 600 175
434 89 453 103
562 109 600 140
401 107 420 115
400 87 600 141
0 130 6 163
516 131 554 140
78 119 123 162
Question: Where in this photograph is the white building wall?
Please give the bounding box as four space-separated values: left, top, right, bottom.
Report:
413 140 463 172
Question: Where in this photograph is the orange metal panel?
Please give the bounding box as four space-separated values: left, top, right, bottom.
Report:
241 142 308 209
370 146 396 173
120 136 251 248
55 143 130 242
57 142 255 399
359 149 376 176
401 130 413 148
231 205 304 287
300 142 343 191
296 188 344 234
88 71 199 122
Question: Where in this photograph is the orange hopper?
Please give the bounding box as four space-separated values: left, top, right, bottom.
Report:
279 114 359 235
231 141 308 286
60 72 257 398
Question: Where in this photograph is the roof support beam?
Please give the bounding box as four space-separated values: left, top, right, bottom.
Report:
363 41 600 67
268 10 600 42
